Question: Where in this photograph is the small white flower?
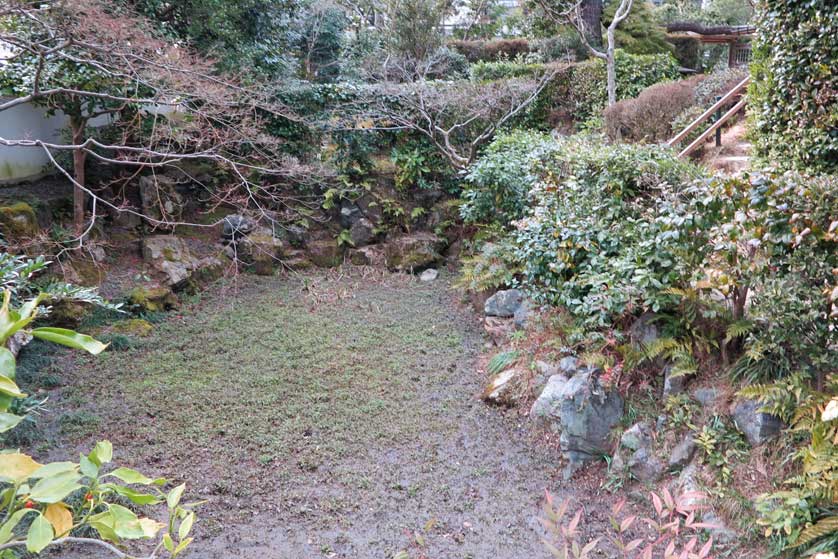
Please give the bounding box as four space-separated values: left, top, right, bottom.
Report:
821 398 838 422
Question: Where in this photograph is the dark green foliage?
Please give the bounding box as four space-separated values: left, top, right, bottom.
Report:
512 136 703 325
750 0 838 174
461 130 553 227
667 37 700 70
130 0 303 76
449 38 533 63
603 0 674 56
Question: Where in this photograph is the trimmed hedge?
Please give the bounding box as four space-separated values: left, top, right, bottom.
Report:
448 39 532 63
750 0 838 174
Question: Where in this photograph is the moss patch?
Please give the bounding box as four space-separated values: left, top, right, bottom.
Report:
0 202 38 239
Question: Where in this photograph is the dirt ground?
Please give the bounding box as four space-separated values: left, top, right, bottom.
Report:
20 269 616 559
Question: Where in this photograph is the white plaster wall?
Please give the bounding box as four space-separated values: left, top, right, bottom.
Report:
0 100 67 183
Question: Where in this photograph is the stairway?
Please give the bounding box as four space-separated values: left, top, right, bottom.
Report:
700 121 751 175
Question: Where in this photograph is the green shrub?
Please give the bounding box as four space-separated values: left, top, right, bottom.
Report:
750 0 838 174
567 51 681 123
454 235 523 294
460 130 553 227
513 136 704 325
448 38 532 63
470 60 549 81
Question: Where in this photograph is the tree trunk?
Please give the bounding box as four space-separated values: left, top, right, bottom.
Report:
581 0 603 49
70 116 87 235
605 28 617 106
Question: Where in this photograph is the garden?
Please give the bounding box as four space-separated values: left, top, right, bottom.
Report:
0 0 836 558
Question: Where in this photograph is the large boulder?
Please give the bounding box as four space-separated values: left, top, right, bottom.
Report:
620 421 652 452
339 201 364 228
307 239 344 268
142 235 197 288
484 289 524 318
668 436 697 469
731 399 784 446
349 218 375 247
234 226 283 275
383 233 445 272
530 374 568 423
348 246 384 267
531 368 624 466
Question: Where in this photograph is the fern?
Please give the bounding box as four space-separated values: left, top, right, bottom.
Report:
792 516 838 549
725 319 754 343
487 351 519 375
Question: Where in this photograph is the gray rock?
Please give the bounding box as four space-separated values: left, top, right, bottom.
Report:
530 375 568 424
349 246 384 267
668 436 697 469
554 369 624 465
482 367 524 407
628 447 664 482
383 233 445 272
222 214 254 240
307 239 344 268
284 225 308 248
693 387 722 408
535 360 559 378
558 356 580 376
235 226 284 275
731 399 784 446
142 235 197 288
7 331 32 359
662 365 687 398
349 217 374 247
513 299 532 329
339 202 363 228
484 289 524 318
629 312 660 349
138 174 183 227
419 269 438 282
621 422 652 451
702 511 738 544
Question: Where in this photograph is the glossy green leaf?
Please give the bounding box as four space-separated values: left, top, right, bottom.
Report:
88 441 113 467
0 374 25 399
106 467 161 486
167 483 186 509
29 471 83 503
0 348 15 380
31 328 108 355
0 508 37 545
26 515 54 553
0 412 24 433
178 511 195 540
101 483 162 505
31 462 78 479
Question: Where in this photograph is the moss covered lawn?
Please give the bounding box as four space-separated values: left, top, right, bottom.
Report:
24 270 581 558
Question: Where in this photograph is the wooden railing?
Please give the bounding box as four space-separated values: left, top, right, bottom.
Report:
666 76 750 158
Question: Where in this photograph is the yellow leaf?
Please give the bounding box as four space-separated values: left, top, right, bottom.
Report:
44 503 73 537
138 517 165 538
0 453 42 483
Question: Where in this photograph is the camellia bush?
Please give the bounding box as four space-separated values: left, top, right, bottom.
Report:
511 135 703 326
749 0 838 174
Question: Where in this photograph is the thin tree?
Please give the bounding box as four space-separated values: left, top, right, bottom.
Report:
536 0 634 105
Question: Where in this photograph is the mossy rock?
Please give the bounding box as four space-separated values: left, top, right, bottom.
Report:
128 286 178 312
306 239 344 268
0 202 38 240
112 319 154 337
49 300 88 328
